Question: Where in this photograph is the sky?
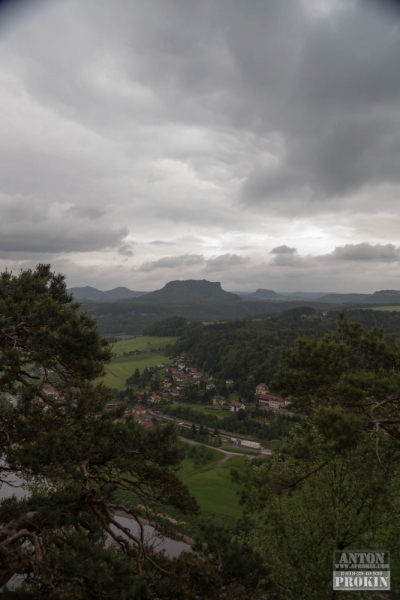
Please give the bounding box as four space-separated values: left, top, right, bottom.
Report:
1 0 400 292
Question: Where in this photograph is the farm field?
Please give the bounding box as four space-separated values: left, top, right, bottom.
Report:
99 353 173 390
110 335 177 356
96 335 176 390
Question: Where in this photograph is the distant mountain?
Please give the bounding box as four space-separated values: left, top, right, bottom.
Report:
318 292 370 304
245 288 287 301
368 290 400 304
318 290 400 305
278 291 331 299
68 286 148 302
129 280 241 303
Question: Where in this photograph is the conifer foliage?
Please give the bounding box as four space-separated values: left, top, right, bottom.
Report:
0 266 201 598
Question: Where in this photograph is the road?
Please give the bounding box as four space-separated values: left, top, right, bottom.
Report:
150 410 273 455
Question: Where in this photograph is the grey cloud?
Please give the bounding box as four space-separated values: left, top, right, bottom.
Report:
320 243 400 262
204 253 248 271
0 224 128 254
117 243 135 257
0 198 128 254
66 205 106 220
138 254 205 272
238 1 400 207
270 245 297 255
2 0 400 290
149 240 175 246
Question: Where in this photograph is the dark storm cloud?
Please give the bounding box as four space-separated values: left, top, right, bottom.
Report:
239 0 400 207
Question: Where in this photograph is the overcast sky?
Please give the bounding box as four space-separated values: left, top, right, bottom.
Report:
1 0 400 292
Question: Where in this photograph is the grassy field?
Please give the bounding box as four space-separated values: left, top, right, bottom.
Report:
177 403 228 420
110 336 177 356
96 335 176 390
99 352 173 390
115 445 248 532
180 453 247 519
367 306 400 312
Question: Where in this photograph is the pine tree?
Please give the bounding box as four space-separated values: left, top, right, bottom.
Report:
0 266 203 597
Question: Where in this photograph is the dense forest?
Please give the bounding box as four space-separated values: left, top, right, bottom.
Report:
163 308 400 401
79 299 340 334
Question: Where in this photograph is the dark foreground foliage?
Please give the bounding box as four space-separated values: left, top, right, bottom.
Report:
0 266 269 599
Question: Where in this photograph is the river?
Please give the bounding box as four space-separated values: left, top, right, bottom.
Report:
0 472 192 559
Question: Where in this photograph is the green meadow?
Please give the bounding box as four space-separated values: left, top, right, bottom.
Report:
181 454 247 519
110 335 177 356
97 335 176 390
115 445 249 535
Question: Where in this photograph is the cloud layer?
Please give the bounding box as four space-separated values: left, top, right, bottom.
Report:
1 0 400 291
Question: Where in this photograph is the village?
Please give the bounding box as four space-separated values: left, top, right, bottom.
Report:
100 352 294 453
22 350 294 455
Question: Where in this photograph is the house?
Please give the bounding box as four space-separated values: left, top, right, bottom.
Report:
141 420 154 429
42 383 59 398
132 404 146 415
171 389 180 397
212 396 226 406
124 408 140 420
255 383 269 396
157 363 165 368
258 392 286 410
230 401 245 412
268 397 285 410
226 379 234 385
163 381 172 388
149 394 162 404
206 384 216 391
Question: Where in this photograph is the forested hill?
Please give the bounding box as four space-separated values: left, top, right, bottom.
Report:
318 289 400 305
68 286 147 301
126 279 241 303
168 308 400 399
80 298 339 334
244 288 287 300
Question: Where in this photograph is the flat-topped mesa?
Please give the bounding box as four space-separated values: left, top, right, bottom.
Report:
246 288 285 300
136 279 241 303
